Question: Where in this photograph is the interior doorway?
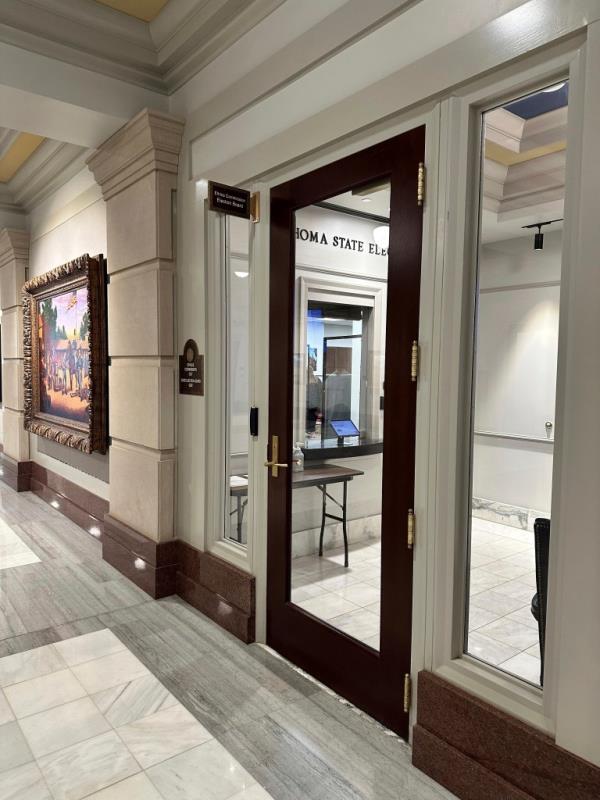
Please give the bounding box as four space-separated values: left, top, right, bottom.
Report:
266 127 425 738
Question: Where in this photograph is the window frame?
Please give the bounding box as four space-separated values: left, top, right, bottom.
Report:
422 42 586 736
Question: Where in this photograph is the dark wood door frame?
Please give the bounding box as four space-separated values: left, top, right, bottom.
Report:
267 127 426 738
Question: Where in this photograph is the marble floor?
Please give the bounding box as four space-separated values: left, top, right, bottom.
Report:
0 516 40 571
0 628 269 799
467 517 541 685
0 484 455 800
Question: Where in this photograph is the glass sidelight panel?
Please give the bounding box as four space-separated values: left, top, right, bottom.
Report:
289 183 390 650
464 82 568 686
225 216 252 544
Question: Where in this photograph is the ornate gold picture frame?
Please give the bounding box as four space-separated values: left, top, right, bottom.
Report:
23 254 108 454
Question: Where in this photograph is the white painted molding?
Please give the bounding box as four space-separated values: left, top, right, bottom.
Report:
485 108 525 152
10 141 89 212
0 227 29 268
0 186 24 215
0 128 19 160
189 0 596 184
0 0 289 93
0 139 90 215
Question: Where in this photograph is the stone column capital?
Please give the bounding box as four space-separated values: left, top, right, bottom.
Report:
0 229 29 270
87 108 185 201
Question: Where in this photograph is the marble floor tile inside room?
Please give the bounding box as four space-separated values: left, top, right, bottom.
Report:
291 540 382 650
467 517 541 685
0 484 455 800
291 516 541 685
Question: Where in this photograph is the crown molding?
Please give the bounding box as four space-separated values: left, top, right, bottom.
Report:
0 186 25 215
0 0 286 93
11 141 90 211
0 139 89 215
153 0 286 90
484 147 566 220
0 228 29 267
0 128 20 160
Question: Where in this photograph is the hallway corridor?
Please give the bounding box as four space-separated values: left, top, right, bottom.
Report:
0 484 453 800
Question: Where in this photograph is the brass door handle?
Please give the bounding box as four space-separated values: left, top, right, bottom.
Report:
264 435 289 477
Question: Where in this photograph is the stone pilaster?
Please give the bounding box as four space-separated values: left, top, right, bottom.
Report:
87 110 184 584
0 229 31 490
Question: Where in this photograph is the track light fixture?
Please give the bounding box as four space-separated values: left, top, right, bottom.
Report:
522 218 563 251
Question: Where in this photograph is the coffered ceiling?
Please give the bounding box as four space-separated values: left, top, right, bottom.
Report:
0 130 87 215
0 129 44 183
94 0 171 22
482 84 568 242
0 0 287 93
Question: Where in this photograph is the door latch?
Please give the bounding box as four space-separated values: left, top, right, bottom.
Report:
264 435 289 478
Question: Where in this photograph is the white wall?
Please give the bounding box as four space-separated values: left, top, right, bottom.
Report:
472 231 561 515
27 167 109 499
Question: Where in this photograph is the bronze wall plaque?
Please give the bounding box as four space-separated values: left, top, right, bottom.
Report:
179 339 204 396
208 181 251 219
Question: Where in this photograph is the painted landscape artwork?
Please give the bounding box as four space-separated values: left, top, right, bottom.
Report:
37 287 90 425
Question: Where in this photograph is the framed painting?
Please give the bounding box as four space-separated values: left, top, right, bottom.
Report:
23 254 108 454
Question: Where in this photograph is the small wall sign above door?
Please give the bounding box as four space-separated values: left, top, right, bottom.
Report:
179 339 204 396
208 181 260 221
208 181 251 219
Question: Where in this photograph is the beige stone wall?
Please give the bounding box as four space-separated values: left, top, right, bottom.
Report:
88 109 184 543
0 230 30 463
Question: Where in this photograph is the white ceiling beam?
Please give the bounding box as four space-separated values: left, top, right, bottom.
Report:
0 41 168 147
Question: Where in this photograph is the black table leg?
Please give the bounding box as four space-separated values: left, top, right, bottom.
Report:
318 484 326 557
236 495 242 542
342 480 349 568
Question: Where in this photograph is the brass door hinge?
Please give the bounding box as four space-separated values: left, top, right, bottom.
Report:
411 340 419 382
250 191 260 223
407 509 415 549
417 162 425 206
403 673 412 713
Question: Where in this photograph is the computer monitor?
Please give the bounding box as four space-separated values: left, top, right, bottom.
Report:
330 419 360 439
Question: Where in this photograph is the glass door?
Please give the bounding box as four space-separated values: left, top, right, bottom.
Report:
266 127 425 737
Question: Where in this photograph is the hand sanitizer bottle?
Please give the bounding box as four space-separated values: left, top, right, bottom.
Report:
292 443 304 472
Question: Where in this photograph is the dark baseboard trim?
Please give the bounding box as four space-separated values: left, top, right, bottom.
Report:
413 671 600 800
177 541 255 643
30 463 108 541
103 514 179 600
0 454 32 492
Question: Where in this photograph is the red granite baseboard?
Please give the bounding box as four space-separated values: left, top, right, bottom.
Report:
413 725 535 800
30 462 108 541
413 671 600 800
0 454 32 492
176 541 255 643
103 514 179 599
